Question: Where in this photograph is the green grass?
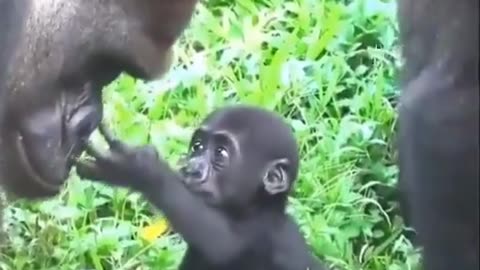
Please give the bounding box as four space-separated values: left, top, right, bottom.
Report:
1 0 422 269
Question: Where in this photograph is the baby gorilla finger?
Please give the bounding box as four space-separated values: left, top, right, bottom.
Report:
98 123 125 152
76 159 108 183
85 143 109 162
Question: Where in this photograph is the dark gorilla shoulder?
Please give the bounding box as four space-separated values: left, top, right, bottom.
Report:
77 105 327 270
0 0 198 198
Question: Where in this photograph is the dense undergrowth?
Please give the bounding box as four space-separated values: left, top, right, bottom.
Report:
1 0 422 269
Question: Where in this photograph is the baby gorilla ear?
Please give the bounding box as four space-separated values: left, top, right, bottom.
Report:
262 158 291 195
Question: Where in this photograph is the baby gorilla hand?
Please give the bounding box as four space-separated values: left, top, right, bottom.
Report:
76 124 161 191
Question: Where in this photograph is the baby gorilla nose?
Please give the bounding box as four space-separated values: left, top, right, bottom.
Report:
181 158 209 183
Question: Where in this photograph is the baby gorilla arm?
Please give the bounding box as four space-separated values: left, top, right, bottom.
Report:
76 125 250 265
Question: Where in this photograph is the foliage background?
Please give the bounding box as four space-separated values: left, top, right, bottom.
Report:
1 0 421 269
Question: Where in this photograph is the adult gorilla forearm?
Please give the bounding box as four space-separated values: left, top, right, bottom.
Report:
0 0 199 199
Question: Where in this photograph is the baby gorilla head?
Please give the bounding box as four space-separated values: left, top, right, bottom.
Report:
178 106 299 210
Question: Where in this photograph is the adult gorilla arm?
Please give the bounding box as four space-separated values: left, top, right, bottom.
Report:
0 0 198 199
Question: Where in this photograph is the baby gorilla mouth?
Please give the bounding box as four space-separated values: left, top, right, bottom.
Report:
15 132 64 191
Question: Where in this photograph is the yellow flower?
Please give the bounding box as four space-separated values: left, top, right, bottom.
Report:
139 218 170 243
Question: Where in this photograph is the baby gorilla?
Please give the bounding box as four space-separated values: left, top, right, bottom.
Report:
77 105 326 270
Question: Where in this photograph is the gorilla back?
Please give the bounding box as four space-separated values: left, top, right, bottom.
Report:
0 0 198 199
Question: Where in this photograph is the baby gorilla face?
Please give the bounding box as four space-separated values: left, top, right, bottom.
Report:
177 105 300 211
179 127 238 206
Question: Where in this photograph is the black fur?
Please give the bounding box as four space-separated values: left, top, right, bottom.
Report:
77 105 326 270
397 0 479 269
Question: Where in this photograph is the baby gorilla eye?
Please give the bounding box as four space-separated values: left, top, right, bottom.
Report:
215 146 229 161
191 141 204 153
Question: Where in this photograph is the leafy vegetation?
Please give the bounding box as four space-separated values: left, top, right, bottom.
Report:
1 0 422 269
